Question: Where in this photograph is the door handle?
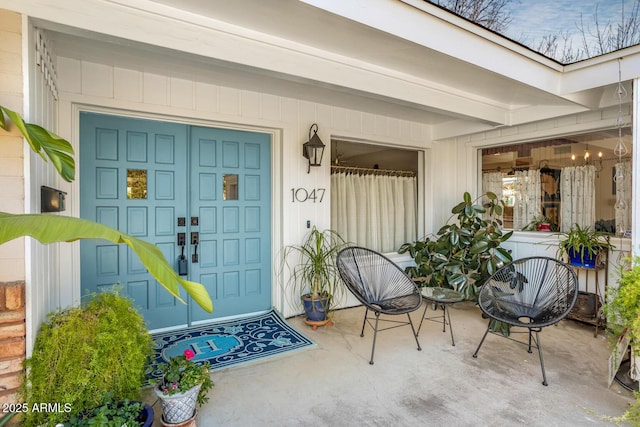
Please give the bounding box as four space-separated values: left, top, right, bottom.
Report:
177 232 187 275
191 232 199 263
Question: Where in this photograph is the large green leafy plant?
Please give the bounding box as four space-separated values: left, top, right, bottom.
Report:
0 212 211 312
399 192 513 300
0 106 212 312
20 292 153 427
0 105 74 182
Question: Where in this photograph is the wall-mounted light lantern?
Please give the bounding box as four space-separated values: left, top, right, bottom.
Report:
302 123 325 173
41 186 66 212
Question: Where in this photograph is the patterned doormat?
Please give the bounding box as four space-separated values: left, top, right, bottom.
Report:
146 310 314 383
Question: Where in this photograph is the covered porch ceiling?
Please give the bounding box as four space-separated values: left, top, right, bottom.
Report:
6 0 640 140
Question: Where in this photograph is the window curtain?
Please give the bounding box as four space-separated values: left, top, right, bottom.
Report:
615 161 632 235
331 172 417 253
512 169 541 230
482 172 504 221
559 164 595 232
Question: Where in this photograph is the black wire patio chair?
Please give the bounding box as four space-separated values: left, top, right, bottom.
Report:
336 246 422 364
472 256 578 386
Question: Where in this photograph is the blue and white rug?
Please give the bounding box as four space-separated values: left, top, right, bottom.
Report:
146 310 314 382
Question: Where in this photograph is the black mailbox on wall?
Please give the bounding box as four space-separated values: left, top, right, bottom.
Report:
41 186 66 212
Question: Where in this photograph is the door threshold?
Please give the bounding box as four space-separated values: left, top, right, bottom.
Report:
190 309 272 327
149 323 190 334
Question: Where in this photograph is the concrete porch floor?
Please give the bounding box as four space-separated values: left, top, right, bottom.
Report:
144 302 635 426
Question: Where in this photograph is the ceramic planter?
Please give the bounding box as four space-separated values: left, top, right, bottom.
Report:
567 249 598 268
301 293 329 322
155 384 201 424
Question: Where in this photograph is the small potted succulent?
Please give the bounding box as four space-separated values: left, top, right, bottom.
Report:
154 349 214 425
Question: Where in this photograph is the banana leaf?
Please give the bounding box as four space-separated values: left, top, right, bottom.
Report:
0 106 75 182
0 212 212 313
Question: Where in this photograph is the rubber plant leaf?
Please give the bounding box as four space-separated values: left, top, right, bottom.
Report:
0 105 75 182
0 212 213 313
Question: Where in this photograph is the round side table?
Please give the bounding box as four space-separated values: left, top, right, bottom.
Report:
417 287 464 346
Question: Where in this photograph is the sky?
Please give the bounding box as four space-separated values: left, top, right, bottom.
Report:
501 0 637 61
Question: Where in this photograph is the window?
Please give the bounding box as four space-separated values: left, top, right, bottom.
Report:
481 128 633 235
330 140 420 253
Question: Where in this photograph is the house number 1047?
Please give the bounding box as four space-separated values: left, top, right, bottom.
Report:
291 188 326 203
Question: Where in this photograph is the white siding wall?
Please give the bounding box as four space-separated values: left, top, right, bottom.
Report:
0 10 25 279
54 56 433 317
26 27 63 355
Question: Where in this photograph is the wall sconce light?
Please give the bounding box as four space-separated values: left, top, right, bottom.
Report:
302 123 325 173
41 185 66 212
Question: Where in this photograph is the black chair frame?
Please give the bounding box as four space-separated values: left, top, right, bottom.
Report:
337 246 422 364
472 256 578 386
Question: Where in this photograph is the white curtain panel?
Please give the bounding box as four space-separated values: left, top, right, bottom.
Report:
331 172 417 253
559 164 596 232
512 169 541 230
482 172 504 221
615 161 632 234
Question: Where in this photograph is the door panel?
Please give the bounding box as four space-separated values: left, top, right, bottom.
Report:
80 113 271 330
189 126 271 322
80 112 189 330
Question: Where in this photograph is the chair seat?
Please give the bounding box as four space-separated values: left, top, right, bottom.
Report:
372 292 421 314
485 298 561 327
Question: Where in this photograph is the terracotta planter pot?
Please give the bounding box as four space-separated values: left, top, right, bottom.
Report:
161 409 198 427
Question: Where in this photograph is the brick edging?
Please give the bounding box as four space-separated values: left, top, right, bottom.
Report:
0 281 26 406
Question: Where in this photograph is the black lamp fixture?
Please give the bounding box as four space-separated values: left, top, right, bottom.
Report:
302 123 325 173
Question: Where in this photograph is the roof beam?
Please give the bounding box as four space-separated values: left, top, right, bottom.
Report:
0 0 509 126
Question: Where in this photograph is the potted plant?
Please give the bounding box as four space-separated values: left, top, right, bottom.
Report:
154 349 214 425
522 215 553 232
399 191 513 301
281 227 348 328
557 223 614 268
67 394 153 427
604 258 640 421
18 291 153 427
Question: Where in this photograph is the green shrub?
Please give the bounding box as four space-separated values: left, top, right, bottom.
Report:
605 257 640 344
19 291 153 426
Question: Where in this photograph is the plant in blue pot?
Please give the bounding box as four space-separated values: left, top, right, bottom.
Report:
281 227 349 329
557 224 615 268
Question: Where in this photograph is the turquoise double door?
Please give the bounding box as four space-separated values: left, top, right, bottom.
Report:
80 112 271 330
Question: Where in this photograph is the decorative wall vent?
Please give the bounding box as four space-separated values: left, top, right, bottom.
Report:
35 29 58 100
